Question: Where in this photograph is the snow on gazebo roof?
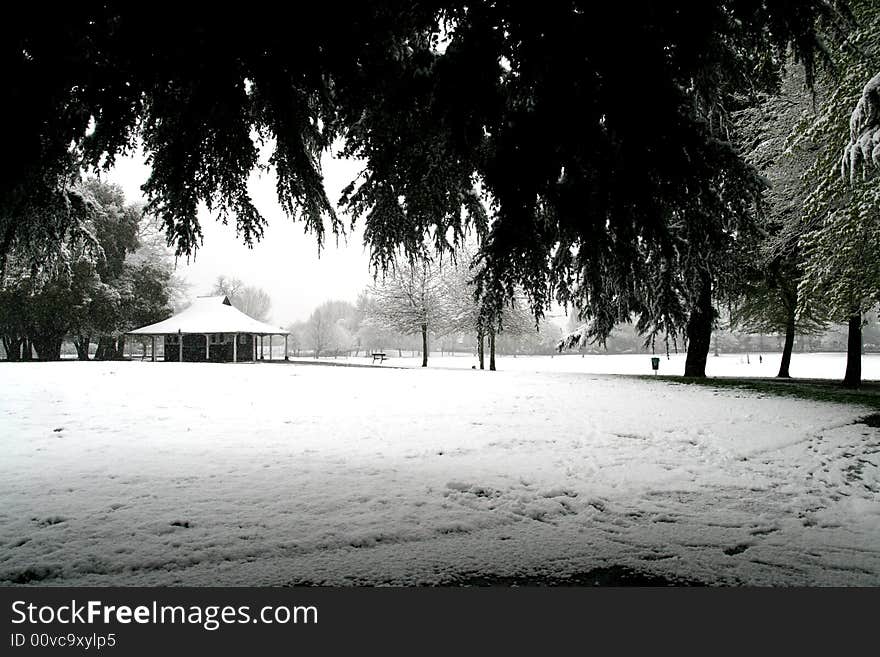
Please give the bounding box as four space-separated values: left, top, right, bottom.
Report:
128 296 289 336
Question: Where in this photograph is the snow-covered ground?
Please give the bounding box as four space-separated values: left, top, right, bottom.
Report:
1 358 878 586
296 350 880 380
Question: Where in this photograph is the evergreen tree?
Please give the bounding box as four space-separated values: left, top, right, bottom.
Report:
796 0 880 387
844 71 880 177
0 179 176 360
733 65 830 377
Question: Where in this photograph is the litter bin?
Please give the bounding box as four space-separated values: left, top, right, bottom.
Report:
650 357 660 374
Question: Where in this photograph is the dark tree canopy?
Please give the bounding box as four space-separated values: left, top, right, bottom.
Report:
1 1 851 349
2 3 439 261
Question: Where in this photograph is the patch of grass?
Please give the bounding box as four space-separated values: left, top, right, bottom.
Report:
438 565 705 587
8 565 62 584
860 413 880 427
288 566 706 587
640 375 880 410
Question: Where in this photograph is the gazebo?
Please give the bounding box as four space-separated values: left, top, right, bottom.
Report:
127 296 290 363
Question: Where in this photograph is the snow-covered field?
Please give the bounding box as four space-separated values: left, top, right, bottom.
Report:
298 350 880 380
1 357 878 586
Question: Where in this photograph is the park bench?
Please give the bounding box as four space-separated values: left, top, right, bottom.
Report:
372 352 387 364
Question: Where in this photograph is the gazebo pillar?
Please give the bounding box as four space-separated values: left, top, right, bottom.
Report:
205 334 210 360
178 330 183 362
267 334 272 361
284 334 289 361
151 336 156 362
233 333 238 363
260 335 264 360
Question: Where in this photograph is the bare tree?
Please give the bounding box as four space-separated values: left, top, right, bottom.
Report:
366 257 455 367
212 275 244 298
212 276 272 321
305 300 358 358
285 321 305 357
307 308 330 358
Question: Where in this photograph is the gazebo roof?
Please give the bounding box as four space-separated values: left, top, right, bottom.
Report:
128 296 289 336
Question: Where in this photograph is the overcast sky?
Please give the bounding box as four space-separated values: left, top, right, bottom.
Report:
106 147 373 326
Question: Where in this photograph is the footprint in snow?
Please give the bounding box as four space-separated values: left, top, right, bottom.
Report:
749 526 779 536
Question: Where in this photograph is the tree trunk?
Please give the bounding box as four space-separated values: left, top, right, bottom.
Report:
777 313 795 378
843 313 862 389
683 273 713 378
31 334 63 360
74 335 91 360
478 330 485 370
94 336 114 360
421 323 428 367
51 337 63 360
489 330 496 371
2 336 23 361
95 335 125 360
21 337 33 360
